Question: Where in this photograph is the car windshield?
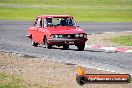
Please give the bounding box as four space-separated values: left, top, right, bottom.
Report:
45 17 76 27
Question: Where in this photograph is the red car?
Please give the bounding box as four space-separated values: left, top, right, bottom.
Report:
27 15 87 51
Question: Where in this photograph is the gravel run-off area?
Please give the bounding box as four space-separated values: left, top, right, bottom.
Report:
0 51 132 88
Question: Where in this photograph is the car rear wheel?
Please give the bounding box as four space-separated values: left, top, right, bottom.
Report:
31 39 38 47
77 43 85 51
63 45 69 50
44 37 52 49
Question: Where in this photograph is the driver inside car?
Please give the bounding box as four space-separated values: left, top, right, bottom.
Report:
46 18 53 27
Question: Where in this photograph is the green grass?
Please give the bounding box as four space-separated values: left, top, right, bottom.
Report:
1 0 132 6
110 35 132 46
0 0 132 22
0 73 26 88
0 72 53 88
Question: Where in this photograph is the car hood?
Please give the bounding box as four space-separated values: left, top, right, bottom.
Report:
48 26 86 34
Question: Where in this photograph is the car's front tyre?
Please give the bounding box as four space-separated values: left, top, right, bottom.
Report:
77 43 85 51
31 39 39 47
63 45 69 50
44 37 52 49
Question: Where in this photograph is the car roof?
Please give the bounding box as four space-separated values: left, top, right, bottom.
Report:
37 15 73 18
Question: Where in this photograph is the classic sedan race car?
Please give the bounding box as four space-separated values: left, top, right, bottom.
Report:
27 15 87 51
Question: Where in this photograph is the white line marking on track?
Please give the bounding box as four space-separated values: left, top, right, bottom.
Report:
125 50 132 53
99 47 117 51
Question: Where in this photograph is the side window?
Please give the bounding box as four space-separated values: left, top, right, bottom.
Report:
44 18 53 27
44 19 47 27
35 18 42 28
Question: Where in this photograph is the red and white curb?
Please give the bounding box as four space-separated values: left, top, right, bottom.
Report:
85 44 132 53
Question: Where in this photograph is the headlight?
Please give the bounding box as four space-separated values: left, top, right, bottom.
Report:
75 34 80 38
68 35 71 38
54 34 59 38
75 34 87 38
58 34 63 38
50 34 63 38
84 34 87 38
80 34 84 37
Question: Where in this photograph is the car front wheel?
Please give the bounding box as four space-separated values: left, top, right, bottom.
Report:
44 37 52 49
63 45 69 50
31 39 38 47
77 43 85 51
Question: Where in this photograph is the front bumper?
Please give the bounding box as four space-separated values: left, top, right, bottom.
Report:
48 38 87 45
49 38 87 42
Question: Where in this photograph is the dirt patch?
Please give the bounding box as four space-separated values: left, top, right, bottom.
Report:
0 51 132 88
87 32 132 48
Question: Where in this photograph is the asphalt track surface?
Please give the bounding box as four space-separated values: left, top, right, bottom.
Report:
0 20 132 74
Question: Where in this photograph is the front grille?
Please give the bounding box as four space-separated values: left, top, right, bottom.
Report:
62 34 75 38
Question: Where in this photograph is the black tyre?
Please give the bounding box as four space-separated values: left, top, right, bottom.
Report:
44 37 52 49
63 45 69 50
76 75 87 85
77 44 85 51
31 39 38 47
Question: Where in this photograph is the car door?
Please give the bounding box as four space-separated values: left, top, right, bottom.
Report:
33 17 42 43
38 18 47 44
